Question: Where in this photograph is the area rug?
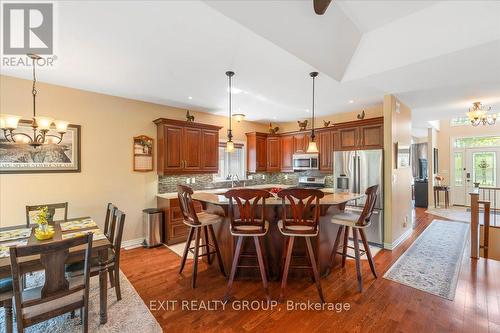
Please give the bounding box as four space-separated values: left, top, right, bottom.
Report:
383 220 469 300
425 206 470 223
0 271 162 333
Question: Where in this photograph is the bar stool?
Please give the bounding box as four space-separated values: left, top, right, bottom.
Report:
329 184 379 292
277 188 325 303
223 189 272 302
177 185 226 288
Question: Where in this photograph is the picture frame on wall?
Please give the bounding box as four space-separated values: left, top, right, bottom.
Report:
395 142 410 169
433 148 439 173
0 121 81 174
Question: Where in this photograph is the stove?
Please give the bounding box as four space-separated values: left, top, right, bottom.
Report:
297 176 326 188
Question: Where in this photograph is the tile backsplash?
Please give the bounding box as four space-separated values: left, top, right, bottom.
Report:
158 172 334 193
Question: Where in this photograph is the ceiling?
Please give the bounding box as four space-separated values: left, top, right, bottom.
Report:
1 0 499 126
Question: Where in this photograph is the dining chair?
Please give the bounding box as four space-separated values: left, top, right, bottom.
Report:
10 233 94 333
223 189 272 302
25 202 68 227
0 278 13 333
177 185 226 288
66 209 126 301
103 203 117 240
329 185 379 292
277 188 325 303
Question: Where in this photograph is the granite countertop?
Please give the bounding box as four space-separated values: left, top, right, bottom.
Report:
157 184 353 204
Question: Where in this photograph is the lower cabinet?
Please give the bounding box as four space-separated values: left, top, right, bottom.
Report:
157 196 202 245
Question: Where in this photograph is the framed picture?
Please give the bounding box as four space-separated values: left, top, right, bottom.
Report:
0 121 81 174
395 142 410 169
133 135 153 172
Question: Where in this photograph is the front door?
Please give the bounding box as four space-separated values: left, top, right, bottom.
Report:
464 148 500 205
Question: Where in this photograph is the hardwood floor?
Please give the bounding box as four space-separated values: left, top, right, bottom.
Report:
120 208 500 332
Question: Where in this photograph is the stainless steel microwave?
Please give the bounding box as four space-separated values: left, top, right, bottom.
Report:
292 154 319 171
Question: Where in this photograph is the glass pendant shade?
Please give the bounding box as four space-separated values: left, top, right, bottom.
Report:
54 120 69 133
35 116 54 130
226 140 234 153
232 114 245 122
2 115 21 129
306 140 319 153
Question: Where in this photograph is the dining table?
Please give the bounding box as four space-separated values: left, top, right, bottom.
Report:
0 217 112 325
192 190 364 279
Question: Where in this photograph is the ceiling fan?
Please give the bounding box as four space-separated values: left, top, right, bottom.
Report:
313 0 332 15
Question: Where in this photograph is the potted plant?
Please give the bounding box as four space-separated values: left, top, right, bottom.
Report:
33 206 55 240
434 175 444 186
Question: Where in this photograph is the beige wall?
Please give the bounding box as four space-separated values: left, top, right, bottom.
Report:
383 95 413 246
276 104 383 133
0 75 268 242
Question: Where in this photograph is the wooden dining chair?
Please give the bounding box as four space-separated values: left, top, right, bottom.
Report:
177 185 226 288
25 202 68 227
103 203 117 241
329 185 379 292
66 209 126 301
10 233 94 333
0 278 13 333
224 189 272 302
277 188 325 303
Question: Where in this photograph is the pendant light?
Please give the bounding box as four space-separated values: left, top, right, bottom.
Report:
225 71 235 152
306 71 319 153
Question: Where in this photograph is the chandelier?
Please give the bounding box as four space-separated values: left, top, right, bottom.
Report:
467 102 496 126
0 54 69 148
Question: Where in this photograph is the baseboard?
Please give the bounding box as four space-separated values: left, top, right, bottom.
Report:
383 227 412 250
121 238 144 250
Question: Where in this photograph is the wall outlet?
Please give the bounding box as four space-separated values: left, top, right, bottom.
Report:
191 177 196 184
262 174 266 180
284 174 288 180
186 178 191 184
403 215 408 228
248 175 253 180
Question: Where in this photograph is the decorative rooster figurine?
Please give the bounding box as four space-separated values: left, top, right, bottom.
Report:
186 110 195 122
357 110 365 120
268 122 279 134
297 120 308 131
323 120 331 127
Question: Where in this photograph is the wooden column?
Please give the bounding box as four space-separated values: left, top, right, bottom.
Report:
470 188 480 259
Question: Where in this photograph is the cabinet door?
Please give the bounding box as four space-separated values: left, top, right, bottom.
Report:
256 135 267 171
163 125 184 172
182 127 202 171
293 133 308 153
339 127 358 150
360 124 383 149
266 136 281 171
281 135 294 172
201 129 219 172
318 130 333 171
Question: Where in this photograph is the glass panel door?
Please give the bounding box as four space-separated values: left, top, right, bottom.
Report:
451 151 466 205
465 148 500 205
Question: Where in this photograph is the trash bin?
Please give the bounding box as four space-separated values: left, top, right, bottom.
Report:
142 208 163 248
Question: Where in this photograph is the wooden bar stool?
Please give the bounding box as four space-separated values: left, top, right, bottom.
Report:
177 185 226 288
329 184 379 292
223 189 272 302
277 188 325 303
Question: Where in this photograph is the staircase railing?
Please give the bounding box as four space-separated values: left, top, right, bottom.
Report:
470 185 500 259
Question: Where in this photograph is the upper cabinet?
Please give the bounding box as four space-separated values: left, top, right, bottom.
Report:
266 135 281 172
280 134 294 172
317 130 333 172
154 118 222 175
246 132 268 173
335 117 384 151
293 133 309 154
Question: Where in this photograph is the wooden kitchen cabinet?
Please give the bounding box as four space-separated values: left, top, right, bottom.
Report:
246 132 268 173
280 134 294 172
317 130 333 172
336 118 383 151
157 196 202 245
338 127 359 150
359 124 384 149
293 133 309 154
154 118 222 175
266 135 281 171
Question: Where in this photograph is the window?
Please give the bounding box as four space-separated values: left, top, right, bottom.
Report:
454 136 500 148
472 152 496 187
451 115 500 126
454 152 464 186
214 143 245 181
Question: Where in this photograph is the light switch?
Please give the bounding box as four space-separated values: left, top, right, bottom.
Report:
191 177 196 183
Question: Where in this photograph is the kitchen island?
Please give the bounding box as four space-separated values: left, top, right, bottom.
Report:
189 188 363 279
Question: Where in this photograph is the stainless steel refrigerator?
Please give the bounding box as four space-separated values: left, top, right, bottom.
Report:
333 149 384 246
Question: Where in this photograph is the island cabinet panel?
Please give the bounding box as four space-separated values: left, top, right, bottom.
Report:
293 133 309 154
157 196 202 245
280 134 294 172
359 124 383 149
246 132 268 173
201 129 219 171
318 130 333 172
266 136 281 171
154 118 222 175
